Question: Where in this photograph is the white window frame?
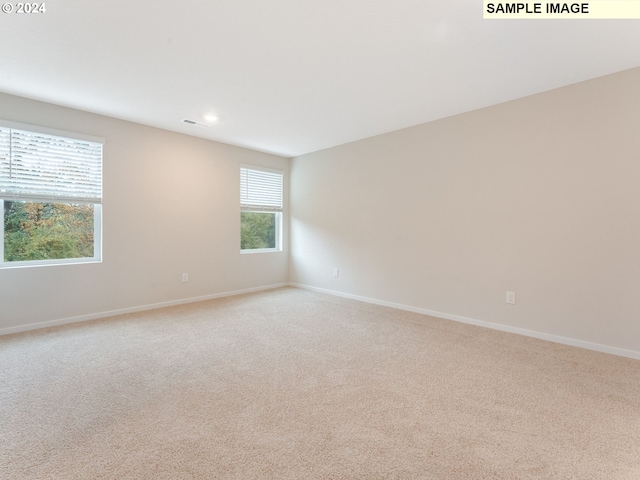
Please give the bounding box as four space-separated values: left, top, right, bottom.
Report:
240 165 283 254
0 120 103 269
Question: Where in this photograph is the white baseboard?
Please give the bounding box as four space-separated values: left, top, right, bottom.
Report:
290 283 640 361
6 281 639 362
0 283 289 336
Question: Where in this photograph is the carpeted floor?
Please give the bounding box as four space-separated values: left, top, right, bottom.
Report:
1 287 639 479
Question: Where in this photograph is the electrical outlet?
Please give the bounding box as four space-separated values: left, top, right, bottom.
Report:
506 291 516 305
182 273 189 283
333 268 339 278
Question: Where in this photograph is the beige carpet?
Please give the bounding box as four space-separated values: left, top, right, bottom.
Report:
1 287 639 479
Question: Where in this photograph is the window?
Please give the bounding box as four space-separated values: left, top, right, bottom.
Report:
0 122 103 267
240 166 283 252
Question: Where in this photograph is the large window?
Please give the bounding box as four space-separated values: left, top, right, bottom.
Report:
240 166 283 253
0 122 103 267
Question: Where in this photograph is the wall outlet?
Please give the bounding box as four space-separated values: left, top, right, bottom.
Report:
182 273 189 283
506 291 516 305
333 268 339 278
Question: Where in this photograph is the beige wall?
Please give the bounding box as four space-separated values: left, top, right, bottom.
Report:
0 93 289 332
290 67 640 356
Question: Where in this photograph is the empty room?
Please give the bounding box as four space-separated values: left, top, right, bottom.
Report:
1 2 639 479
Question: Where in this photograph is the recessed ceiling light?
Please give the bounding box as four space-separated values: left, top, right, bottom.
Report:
204 114 219 122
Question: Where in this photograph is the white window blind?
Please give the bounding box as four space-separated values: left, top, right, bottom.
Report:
0 126 103 204
240 167 283 212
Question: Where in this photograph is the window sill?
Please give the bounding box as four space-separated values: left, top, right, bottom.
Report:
240 248 282 255
0 258 102 269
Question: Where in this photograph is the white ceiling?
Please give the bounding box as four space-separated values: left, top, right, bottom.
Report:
1 1 639 158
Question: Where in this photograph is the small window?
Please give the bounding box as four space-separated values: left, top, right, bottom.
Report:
0 122 103 267
240 166 283 253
